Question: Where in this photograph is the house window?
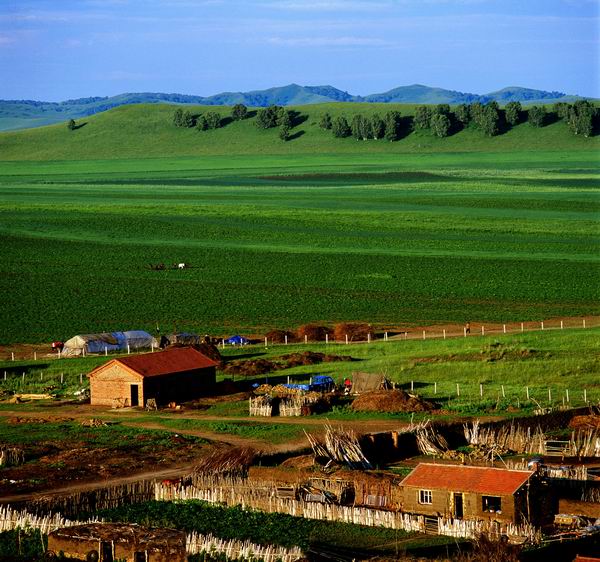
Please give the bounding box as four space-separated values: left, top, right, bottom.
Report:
419 490 432 504
482 495 502 513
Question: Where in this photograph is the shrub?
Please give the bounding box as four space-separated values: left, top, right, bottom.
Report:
264 329 296 343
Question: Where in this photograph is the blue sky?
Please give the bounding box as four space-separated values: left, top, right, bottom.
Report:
1 0 598 101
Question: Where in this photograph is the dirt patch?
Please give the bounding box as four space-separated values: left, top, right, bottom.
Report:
569 415 600 430
351 390 437 413
223 351 354 377
8 416 75 424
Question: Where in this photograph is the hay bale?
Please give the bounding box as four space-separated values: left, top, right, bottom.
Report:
351 390 436 413
265 329 296 343
296 324 331 342
333 322 371 342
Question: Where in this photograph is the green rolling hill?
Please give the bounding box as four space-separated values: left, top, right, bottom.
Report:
0 102 597 162
0 83 589 132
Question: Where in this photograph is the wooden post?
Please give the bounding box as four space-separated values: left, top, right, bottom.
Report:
61 373 64 384
480 383 483 397
501 385 505 398
304 334 308 344
583 319 586 329
443 329 446 340
11 352 14 361
345 334 348 345
325 333 329 344
285 334 288 345
367 333 371 343
481 326 485 336
34 352 37 361
222 339 225 349
548 388 552 403
287 376 290 384
40 372 42 381
456 383 460 397
80 373 83 384
503 324 506 334
265 337 268 348
22 372 25 383
422 330 426 340
105 347 108 356
541 321 544 331
127 344 130 354
384 331 388 341
584 389 587 403
463 327 467 337
521 322 524 333
566 389 569 403
434 382 437 394
526 386 529 400
560 320 563 330
82 347 86 357
411 380 414 391
3 371 5 381
58 348 61 359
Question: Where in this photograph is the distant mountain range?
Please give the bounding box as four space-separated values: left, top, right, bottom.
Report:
0 84 588 131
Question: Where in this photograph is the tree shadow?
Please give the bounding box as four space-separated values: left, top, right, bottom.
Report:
396 116 413 140
287 110 308 128
287 130 305 141
220 116 234 127
72 122 87 130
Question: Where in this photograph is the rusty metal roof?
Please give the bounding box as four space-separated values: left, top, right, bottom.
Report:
401 463 534 496
90 346 218 378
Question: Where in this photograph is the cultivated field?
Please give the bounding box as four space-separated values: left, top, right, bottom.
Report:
1 145 599 344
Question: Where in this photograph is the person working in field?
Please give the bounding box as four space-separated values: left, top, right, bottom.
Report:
465 322 471 334
343 378 353 395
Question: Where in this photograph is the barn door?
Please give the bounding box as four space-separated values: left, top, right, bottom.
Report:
100 541 113 562
130 384 140 407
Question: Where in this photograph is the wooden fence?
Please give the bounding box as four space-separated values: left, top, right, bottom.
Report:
155 480 540 542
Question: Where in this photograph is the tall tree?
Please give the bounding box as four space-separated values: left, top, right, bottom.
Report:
67 119 76 131
319 113 332 130
454 104 470 126
384 110 402 141
331 116 351 138
414 106 431 130
553 102 570 120
469 102 484 126
182 110 195 128
370 114 385 140
433 104 450 116
527 105 546 127
279 110 293 129
351 114 364 140
479 104 500 136
172 108 184 127
231 104 248 121
205 112 221 129
279 123 291 141
256 105 281 129
431 113 451 138
504 101 522 126
196 115 208 131
567 100 596 137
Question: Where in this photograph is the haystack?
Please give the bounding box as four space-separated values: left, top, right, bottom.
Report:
351 389 436 413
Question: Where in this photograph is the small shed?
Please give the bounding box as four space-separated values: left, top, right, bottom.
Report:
47 523 186 562
351 372 391 394
400 463 540 525
88 346 218 407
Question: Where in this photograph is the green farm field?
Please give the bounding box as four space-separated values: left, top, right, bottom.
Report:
0 103 598 344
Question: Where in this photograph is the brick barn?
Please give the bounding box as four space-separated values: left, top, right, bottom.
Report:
400 463 555 526
88 346 218 408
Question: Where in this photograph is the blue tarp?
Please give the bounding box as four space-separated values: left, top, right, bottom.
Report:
225 335 250 345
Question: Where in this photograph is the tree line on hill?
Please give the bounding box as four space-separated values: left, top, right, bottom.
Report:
169 100 597 141
323 100 597 140
172 103 299 140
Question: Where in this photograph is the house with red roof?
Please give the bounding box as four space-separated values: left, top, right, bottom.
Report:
400 463 555 526
88 347 218 408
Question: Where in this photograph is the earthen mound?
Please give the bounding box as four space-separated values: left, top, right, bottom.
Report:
351 390 437 413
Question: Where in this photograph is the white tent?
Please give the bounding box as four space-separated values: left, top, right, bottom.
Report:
62 330 158 356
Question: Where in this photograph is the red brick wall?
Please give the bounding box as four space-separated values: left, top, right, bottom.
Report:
89 364 143 407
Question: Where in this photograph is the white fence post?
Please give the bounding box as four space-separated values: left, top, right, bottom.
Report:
285 335 288 345
422 330 426 340
521 322 524 332
443 329 446 340
345 334 348 345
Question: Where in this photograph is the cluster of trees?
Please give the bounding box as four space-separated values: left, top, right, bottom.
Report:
172 99 597 140
321 111 403 141
255 105 297 141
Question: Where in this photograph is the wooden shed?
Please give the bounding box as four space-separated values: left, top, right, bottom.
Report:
400 463 544 525
88 346 218 408
47 523 186 562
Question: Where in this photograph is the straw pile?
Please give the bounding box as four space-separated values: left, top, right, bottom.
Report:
351 390 436 413
193 447 256 477
464 420 546 454
305 425 372 469
0 446 25 467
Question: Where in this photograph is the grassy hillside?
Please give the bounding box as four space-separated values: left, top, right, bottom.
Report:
1 102 598 161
